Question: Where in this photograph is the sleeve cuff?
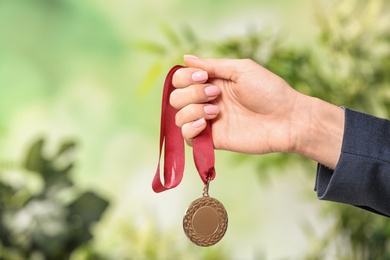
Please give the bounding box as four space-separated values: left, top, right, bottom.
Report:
314 108 390 217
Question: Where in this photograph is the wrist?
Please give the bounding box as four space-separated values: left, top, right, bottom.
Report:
293 95 345 169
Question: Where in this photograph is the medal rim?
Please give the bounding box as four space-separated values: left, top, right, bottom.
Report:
183 196 228 247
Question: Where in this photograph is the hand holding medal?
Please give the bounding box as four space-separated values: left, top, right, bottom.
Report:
152 65 228 247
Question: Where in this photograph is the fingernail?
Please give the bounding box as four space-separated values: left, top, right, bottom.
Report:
184 54 199 59
192 71 208 82
204 105 219 115
204 85 220 97
192 118 206 128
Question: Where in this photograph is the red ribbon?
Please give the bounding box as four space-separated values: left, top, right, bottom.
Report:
152 65 216 193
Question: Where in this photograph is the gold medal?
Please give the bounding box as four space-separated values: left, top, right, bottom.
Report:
183 180 228 247
155 66 227 246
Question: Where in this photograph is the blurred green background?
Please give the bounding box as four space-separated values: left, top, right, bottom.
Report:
1 0 390 259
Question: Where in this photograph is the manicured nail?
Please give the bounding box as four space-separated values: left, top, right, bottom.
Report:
192 118 206 128
184 54 199 59
204 105 219 115
192 71 207 82
204 85 220 97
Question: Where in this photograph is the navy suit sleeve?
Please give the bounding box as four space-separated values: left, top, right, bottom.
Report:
315 107 390 217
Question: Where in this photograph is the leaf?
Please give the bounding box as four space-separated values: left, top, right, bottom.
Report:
137 62 164 97
67 191 109 224
65 191 109 250
24 138 46 173
161 23 181 46
181 24 197 44
54 140 76 159
131 40 167 55
24 138 77 188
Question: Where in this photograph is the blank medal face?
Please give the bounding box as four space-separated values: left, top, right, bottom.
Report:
183 196 228 247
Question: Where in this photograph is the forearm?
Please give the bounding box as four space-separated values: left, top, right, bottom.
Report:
294 94 345 169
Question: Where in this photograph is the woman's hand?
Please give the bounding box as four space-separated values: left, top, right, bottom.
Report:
170 55 344 169
170 56 305 155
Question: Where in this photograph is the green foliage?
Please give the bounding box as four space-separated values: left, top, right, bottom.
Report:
0 137 230 260
0 138 109 260
141 0 390 258
305 205 390 260
0 0 232 259
103 221 230 260
0 0 389 258
135 23 201 96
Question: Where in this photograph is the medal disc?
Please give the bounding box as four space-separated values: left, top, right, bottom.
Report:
183 196 228 247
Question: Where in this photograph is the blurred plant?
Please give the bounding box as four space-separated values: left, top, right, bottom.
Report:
140 0 390 258
305 205 390 260
135 23 200 97
0 0 231 259
0 138 109 260
92 216 230 260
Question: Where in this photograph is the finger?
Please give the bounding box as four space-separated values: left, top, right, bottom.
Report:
172 67 209 88
181 118 207 146
184 55 253 81
175 104 219 127
170 84 221 109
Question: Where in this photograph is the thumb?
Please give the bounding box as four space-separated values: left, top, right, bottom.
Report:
183 55 242 81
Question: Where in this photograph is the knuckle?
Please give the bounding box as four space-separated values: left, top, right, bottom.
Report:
188 104 198 116
189 86 199 101
172 68 195 88
190 84 207 102
169 90 180 109
241 58 255 66
172 68 184 87
182 123 196 140
175 112 182 127
181 123 191 139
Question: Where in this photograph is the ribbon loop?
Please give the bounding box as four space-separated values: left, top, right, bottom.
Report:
152 65 216 193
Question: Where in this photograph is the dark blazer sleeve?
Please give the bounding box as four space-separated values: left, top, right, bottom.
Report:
315 107 390 217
